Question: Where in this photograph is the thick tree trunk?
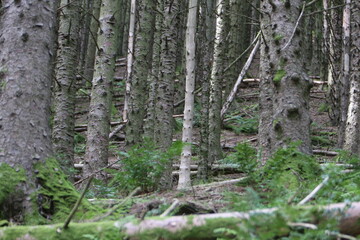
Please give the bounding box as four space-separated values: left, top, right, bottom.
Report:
259 1 312 156
208 0 228 165
0 0 57 221
155 0 180 190
2 202 360 239
343 0 360 154
125 0 156 146
177 0 198 190
83 0 120 181
53 0 81 179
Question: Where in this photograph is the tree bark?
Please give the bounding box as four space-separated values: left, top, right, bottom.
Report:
155 0 180 190
0 0 57 221
177 0 198 190
343 0 360 154
125 0 156 146
259 0 312 156
83 0 120 181
208 0 228 165
53 0 81 179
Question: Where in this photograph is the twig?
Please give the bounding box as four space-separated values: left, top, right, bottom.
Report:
325 231 357 240
298 176 329 205
74 160 122 186
288 222 318 229
174 87 202 107
281 3 306 51
109 121 127 139
63 176 93 229
89 187 141 222
160 199 180 217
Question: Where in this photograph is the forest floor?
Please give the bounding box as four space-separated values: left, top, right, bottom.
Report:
73 59 338 217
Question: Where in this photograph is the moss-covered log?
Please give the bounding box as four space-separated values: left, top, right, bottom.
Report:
1 202 360 239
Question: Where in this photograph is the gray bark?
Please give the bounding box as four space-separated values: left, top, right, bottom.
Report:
0 0 57 221
259 1 312 156
343 0 360 154
208 0 228 165
83 0 102 83
83 0 120 181
337 0 351 148
177 0 198 190
53 0 81 178
197 0 216 180
155 0 180 190
125 0 156 146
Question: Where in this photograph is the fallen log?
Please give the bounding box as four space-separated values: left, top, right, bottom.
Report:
1 202 360 239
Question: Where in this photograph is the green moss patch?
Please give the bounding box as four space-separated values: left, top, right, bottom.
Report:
0 163 25 206
273 69 286 84
34 158 101 223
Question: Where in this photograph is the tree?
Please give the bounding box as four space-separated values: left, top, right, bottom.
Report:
0 0 57 221
52 0 81 178
208 0 228 165
343 0 360 154
83 0 120 181
258 1 312 157
155 0 180 190
125 0 156 146
177 0 198 190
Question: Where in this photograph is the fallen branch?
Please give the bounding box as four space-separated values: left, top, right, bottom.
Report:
221 39 260 118
2 202 360 239
160 199 180 217
298 176 329 205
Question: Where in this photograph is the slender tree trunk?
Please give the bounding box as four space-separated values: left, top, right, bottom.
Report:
343 0 360 154
178 0 198 190
83 0 102 84
123 0 136 122
83 0 120 181
259 1 312 156
155 0 180 190
197 0 216 180
208 0 228 165
0 0 57 221
53 0 81 179
327 0 343 125
78 0 93 76
337 0 351 148
125 0 156 146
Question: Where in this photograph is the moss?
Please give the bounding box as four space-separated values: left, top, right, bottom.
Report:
0 221 126 240
273 69 286 84
0 163 26 206
32 158 101 224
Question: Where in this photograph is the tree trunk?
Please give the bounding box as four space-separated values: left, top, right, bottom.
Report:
343 0 360 154
177 0 198 190
2 202 360 239
53 0 81 179
83 0 102 84
155 0 180 190
259 1 312 156
326 0 343 126
123 0 136 122
125 0 156 146
208 0 228 165
83 0 120 181
197 0 216 180
337 0 352 148
0 0 57 221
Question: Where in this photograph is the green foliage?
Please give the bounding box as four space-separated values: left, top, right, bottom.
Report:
110 140 183 193
33 158 100 224
311 135 333 147
220 143 258 174
225 116 259 135
317 103 330 113
273 69 286 84
0 164 25 207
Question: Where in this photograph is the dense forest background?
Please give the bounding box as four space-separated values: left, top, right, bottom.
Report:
0 0 360 239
